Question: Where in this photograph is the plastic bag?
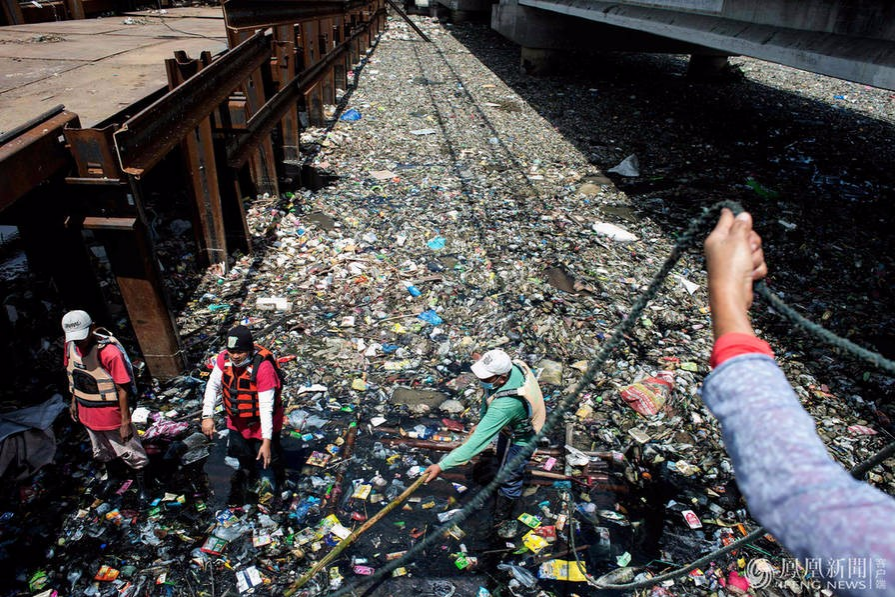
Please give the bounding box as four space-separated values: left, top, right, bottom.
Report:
497 563 537 588
619 372 673 415
607 154 640 177
418 310 443 325
426 236 446 250
592 222 638 243
537 359 563 385
287 409 328 430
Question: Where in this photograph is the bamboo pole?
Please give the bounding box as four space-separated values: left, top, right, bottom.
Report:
376 433 617 460
326 420 359 513
284 476 427 595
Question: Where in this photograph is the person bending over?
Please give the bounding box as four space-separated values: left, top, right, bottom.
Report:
423 349 545 536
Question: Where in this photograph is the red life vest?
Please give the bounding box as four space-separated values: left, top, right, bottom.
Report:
220 345 282 424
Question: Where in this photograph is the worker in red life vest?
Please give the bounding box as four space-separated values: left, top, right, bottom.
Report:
62 310 149 501
201 325 284 495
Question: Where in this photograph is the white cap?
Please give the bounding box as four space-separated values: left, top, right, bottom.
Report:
471 349 512 379
62 310 92 342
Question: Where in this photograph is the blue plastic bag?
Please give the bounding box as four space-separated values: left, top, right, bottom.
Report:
426 236 446 250
340 108 362 121
418 310 443 325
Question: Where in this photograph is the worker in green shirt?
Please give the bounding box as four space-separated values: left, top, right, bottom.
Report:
423 349 546 534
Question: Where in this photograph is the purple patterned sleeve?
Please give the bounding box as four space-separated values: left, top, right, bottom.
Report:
703 354 895 596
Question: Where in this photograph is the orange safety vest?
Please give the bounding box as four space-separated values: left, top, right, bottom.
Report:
66 329 127 407
220 345 282 424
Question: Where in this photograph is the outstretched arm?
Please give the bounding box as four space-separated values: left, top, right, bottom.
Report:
423 402 514 483
703 208 767 339
704 356 895 570
703 209 895 585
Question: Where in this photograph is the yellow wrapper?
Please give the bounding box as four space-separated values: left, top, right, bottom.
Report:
537 559 588 582
522 530 549 553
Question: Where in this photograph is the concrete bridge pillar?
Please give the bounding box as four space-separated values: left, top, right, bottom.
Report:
450 9 477 23
520 47 562 75
687 54 730 79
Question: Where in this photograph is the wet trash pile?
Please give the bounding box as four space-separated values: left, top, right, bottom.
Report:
3 11 895 597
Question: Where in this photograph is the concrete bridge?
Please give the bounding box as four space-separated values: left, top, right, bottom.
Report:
433 0 895 89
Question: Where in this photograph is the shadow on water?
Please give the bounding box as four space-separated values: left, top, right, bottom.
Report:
203 432 314 512
204 436 234 511
441 24 895 404
284 163 340 193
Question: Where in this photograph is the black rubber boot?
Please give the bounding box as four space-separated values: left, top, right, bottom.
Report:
493 494 519 539
91 461 110 495
134 469 150 503
97 460 123 495
229 469 250 506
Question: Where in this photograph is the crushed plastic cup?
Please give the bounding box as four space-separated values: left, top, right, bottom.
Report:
497 563 537 588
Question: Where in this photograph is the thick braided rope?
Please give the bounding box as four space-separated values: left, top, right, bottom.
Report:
754 282 895 375
328 200 738 596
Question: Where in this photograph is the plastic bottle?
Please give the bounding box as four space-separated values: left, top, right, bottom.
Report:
403 281 421 297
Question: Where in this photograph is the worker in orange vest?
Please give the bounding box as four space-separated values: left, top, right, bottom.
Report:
202 325 285 498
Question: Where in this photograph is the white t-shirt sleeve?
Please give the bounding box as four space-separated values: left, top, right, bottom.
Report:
257 388 276 440
202 365 223 418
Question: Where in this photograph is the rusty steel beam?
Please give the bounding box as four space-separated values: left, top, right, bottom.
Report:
227 22 377 168
92 211 186 379
166 51 230 269
64 0 85 19
0 108 80 213
233 28 280 196
0 104 64 145
0 0 24 25
223 0 368 30
113 32 272 177
275 24 301 161
83 216 137 231
64 124 124 180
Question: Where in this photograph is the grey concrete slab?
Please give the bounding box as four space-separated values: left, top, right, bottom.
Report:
0 62 167 129
0 30 47 41
0 10 228 131
103 17 227 39
102 38 227 65
493 0 895 89
0 34 160 61
3 21 129 35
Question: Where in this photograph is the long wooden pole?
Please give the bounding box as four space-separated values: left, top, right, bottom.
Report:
326 420 358 513
376 434 616 460
284 475 427 595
